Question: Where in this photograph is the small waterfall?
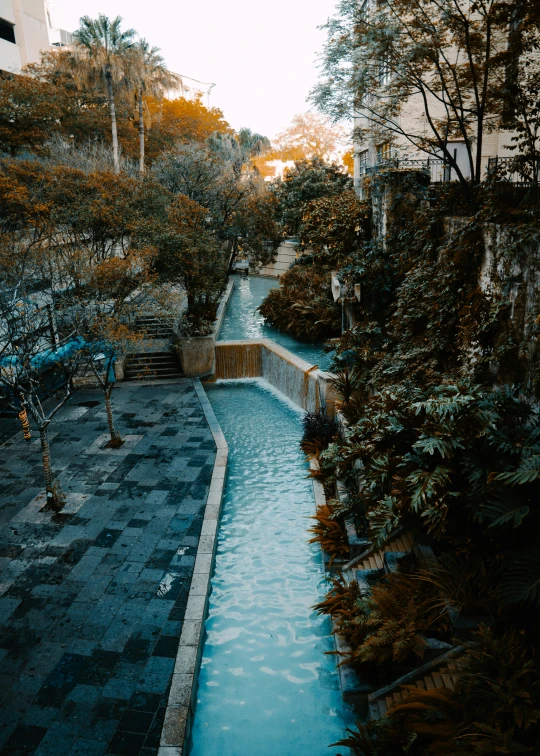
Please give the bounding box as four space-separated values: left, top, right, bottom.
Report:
261 343 316 411
214 340 335 414
215 341 262 379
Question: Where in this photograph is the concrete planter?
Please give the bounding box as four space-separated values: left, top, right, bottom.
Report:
113 357 125 381
177 334 215 377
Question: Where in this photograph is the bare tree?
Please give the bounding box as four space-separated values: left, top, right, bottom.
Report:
0 290 83 508
311 0 530 188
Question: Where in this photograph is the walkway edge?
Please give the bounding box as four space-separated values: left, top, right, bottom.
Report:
159 379 228 756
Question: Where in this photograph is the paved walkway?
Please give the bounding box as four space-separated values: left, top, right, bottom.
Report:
0 380 215 755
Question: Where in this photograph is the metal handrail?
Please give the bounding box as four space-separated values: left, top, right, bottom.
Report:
366 157 446 173
487 156 539 185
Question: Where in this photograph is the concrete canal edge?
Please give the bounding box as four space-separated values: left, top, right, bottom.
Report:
213 276 235 340
309 457 367 708
159 379 228 756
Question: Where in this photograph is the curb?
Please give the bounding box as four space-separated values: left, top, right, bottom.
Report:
159 379 228 755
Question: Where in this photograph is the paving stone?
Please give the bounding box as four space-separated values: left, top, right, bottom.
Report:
3 723 48 753
70 738 108 755
0 383 214 755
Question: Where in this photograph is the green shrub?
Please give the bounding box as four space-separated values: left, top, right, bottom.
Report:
259 262 340 342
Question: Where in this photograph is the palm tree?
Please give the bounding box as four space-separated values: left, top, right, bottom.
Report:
131 40 180 173
73 15 136 174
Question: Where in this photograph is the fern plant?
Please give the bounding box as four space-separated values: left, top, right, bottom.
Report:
308 501 349 565
347 571 449 668
315 569 449 670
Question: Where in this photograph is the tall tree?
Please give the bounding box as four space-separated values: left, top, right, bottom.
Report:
73 14 136 174
271 156 352 236
144 96 231 160
131 40 179 173
273 112 346 162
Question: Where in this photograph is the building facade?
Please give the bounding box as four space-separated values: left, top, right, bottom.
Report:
0 0 49 73
165 73 216 107
352 0 522 192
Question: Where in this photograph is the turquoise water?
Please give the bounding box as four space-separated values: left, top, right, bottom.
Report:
189 381 351 756
218 276 333 370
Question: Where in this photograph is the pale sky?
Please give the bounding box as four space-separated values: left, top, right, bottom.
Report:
47 0 340 141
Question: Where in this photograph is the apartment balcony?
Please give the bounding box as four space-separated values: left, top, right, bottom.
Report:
370 157 448 180
355 156 539 196
354 157 448 195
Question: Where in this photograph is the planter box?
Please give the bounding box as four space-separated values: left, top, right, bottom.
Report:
177 334 215 378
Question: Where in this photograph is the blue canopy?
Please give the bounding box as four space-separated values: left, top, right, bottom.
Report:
1 336 116 383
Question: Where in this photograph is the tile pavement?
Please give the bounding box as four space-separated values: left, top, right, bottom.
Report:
0 380 216 755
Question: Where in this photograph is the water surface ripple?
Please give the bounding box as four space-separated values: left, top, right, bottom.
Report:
218 276 333 370
188 381 350 756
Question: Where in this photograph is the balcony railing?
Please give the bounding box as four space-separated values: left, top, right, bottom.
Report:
487 157 539 185
355 156 540 193
365 158 448 180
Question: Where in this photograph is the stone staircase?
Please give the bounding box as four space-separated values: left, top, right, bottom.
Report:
124 352 182 381
369 650 463 720
353 530 415 573
135 315 175 340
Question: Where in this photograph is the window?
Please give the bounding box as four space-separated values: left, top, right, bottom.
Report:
378 57 391 86
359 0 370 22
0 18 15 45
376 142 393 163
357 149 369 177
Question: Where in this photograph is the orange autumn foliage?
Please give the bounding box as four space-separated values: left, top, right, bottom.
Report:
342 150 354 175
144 96 232 162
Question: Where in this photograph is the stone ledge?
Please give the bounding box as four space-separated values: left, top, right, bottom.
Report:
161 378 228 753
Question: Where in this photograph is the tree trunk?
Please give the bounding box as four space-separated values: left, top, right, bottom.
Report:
106 68 120 174
139 88 145 174
39 426 53 493
105 386 122 446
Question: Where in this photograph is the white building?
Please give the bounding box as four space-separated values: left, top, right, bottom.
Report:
165 73 216 107
0 0 49 73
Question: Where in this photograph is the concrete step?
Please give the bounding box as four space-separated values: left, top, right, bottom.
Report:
354 530 415 573
125 372 182 381
135 317 175 339
124 351 182 381
368 647 464 720
127 355 179 365
125 365 180 375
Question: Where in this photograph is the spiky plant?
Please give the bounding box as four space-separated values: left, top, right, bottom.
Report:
301 407 338 453
330 363 365 423
414 554 498 619
332 717 416 756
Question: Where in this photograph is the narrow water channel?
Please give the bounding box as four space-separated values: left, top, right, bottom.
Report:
189 381 351 755
219 275 333 370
